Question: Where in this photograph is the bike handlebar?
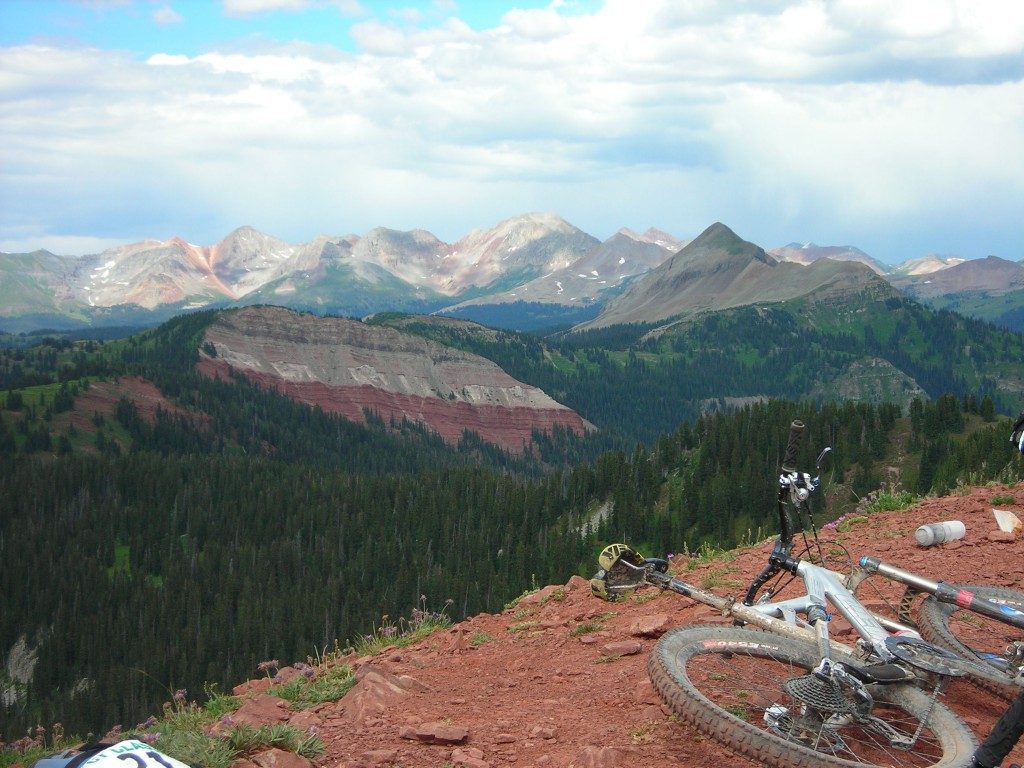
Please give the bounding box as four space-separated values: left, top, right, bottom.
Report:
743 420 813 605
781 419 804 474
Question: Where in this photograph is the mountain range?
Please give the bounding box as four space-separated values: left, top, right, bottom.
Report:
3 214 1023 334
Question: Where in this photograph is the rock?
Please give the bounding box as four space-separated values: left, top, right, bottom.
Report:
635 679 662 706
250 748 312 768
398 722 469 745
395 674 434 693
286 709 322 734
987 530 1018 543
629 614 670 637
232 677 272 697
360 750 399 766
529 725 558 740
565 574 590 592
271 666 302 686
994 509 1022 535
451 747 490 767
230 695 291 728
573 746 625 768
601 640 642 657
449 626 469 652
340 667 414 723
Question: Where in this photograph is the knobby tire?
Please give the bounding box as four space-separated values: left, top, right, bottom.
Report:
649 625 977 768
917 585 1024 701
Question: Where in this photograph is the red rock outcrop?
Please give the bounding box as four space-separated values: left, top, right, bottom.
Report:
195 306 593 453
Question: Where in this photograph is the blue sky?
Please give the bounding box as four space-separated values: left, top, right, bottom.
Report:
0 0 587 56
1 0 1022 265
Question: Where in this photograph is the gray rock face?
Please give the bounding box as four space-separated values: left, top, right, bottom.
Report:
197 306 593 452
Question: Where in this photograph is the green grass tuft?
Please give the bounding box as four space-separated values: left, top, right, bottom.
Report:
349 596 454 657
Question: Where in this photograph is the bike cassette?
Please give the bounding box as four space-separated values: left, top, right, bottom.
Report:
884 635 968 676
783 675 855 715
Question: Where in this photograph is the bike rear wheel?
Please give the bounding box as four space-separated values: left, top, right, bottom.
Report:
649 625 977 768
917 585 1024 701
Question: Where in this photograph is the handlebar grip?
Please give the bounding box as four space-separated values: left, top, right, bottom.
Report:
781 420 805 473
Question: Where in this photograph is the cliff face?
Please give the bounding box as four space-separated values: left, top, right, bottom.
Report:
195 306 592 453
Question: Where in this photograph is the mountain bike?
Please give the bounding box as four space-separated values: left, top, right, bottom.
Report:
591 420 1024 767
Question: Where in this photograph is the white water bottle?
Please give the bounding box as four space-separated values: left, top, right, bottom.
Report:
914 520 966 547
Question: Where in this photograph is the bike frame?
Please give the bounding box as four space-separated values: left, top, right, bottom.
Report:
858 557 1024 633
642 556 918 674
748 559 893 661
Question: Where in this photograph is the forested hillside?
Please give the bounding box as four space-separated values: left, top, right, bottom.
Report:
2 305 1024 740
378 295 1024 447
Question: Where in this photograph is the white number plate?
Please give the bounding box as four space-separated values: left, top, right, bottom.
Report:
80 741 191 768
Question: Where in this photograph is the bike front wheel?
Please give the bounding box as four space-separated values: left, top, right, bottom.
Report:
649 625 977 768
917 584 1024 701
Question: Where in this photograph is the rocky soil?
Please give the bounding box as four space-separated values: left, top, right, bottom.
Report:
223 483 1024 768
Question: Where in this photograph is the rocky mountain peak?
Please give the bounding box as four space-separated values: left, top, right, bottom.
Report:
580 223 891 330
447 213 601 290
688 222 771 259
890 254 968 276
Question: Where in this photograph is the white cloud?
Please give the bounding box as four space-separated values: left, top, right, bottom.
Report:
152 5 184 24
223 0 317 16
831 0 1024 58
223 0 365 17
1 0 1022 261
709 79 1024 216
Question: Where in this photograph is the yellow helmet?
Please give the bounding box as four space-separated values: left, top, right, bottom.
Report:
598 543 645 572
591 544 647 602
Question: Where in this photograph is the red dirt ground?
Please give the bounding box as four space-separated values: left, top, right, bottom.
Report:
53 376 207 438
225 483 1024 768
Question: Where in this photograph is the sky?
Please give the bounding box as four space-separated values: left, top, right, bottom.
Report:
1 0 1022 266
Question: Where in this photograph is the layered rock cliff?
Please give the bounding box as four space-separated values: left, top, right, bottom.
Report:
195 306 593 453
